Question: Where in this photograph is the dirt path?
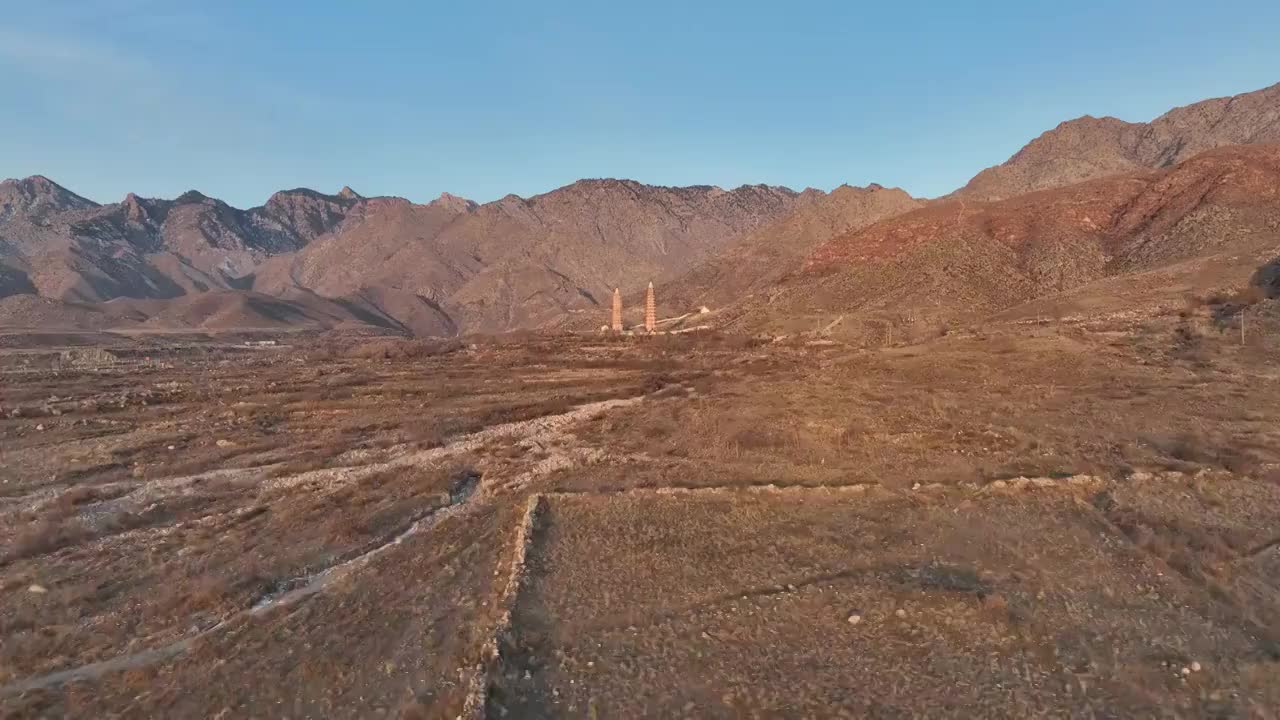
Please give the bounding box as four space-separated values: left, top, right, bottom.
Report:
0 393 650 698
1 479 483 697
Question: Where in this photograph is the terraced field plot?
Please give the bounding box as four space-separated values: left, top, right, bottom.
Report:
496 485 1280 718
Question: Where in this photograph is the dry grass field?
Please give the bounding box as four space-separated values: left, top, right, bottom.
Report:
2 297 1279 717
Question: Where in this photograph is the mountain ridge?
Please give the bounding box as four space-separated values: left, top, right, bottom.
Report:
0 174 811 333
953 82 1280 200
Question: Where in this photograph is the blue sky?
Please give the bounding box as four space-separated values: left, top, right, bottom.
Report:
2 0 1278 208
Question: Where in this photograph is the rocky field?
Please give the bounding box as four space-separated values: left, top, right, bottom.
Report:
1 304 1279 717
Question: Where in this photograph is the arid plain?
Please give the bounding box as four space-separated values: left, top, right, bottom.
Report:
2 287 1279 718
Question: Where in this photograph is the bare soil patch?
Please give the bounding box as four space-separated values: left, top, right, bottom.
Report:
495 489 1278 718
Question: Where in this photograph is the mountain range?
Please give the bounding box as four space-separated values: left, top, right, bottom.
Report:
2 82 1278 336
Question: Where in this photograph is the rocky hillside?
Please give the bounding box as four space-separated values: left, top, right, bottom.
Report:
954 83 1280 201
733 144 1280 338
553 182 924 331
253 179 802 332
650 183 922 316
0 176 802 334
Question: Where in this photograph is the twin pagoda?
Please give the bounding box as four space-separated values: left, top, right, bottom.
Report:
610 282 656 333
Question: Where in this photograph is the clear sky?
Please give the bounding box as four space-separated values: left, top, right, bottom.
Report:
2 0 1278 208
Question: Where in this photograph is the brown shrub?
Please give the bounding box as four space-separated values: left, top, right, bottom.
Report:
642 373 678 394
641 414 680 440
1148 429 1260 474
346 338 463 361
266 455 338 478
9 518 90 561
653 331 769 351
732 427 786 450
1170 320 1210 365
158 574 235 615
48 485 103 519
1203 286 1268 307
1108 507 1244 587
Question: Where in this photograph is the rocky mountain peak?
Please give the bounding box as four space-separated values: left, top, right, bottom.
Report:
173 190 214 205
430 192 478 213
0 175 98 218
119 192 159 224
